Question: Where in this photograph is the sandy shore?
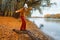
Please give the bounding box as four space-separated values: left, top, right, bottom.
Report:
0 17 54 40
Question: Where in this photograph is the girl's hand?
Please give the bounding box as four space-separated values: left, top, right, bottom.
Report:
15 11 18 13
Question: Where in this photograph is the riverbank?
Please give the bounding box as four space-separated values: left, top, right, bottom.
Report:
0 16 54 40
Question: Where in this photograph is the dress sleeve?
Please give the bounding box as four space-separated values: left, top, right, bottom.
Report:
16 8 24 13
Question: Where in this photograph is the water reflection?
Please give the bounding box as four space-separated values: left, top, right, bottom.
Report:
44 18 60 23
28 18 60 40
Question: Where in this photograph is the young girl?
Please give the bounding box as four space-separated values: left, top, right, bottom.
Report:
16 7 32 31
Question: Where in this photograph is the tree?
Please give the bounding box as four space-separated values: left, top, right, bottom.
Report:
0 0 51 17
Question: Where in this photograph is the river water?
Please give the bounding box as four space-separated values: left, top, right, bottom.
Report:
28 18 60 40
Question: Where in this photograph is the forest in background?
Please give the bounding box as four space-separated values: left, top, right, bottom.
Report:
0 0 53 18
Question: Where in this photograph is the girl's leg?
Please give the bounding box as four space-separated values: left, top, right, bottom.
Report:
20 16 26 30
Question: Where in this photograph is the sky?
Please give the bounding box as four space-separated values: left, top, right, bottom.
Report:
31 0 60 17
